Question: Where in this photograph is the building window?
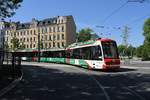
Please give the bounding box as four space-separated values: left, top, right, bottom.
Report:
57 42 60 48
20 31 22 36
27 30 29 35
53 42 55 47
62 26 64 32
34 30 36 35
62 42 64 47
33 44 35 48
30 37 32 42
57 26 60 32
30 30 32 35
20 38 22 42
62 34 64 40
23 38 25 42
27 38 29 42
49 27 51 33
53 27 55 33
34 37 36 41
61 19 63 23
53 35 56 41
57 34 60 40
49 43 51 47
49 35 51 41
58 20 60 24
30 44 32 48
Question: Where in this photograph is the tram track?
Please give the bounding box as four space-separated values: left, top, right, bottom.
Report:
71 67 111 100
70 66 146 100
22 62 148 100
121 84 146 100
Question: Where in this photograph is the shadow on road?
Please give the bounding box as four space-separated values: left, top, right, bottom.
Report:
0 64 150 100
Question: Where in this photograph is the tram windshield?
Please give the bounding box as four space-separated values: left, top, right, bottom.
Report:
102 42 119 59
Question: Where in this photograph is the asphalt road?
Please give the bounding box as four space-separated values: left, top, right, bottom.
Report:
0 62 150 100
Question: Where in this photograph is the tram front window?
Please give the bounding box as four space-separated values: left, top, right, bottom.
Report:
91 46 102 60
102 42 119 59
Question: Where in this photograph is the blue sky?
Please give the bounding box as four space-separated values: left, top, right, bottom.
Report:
6 0 150 47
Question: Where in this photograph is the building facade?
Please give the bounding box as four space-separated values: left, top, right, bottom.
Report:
0 21 5 49
1 15 76 50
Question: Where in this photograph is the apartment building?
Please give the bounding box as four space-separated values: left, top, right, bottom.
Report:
1 15 76 50
0 21 5 49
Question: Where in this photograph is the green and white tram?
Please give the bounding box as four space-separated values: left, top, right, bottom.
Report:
41 38 120 70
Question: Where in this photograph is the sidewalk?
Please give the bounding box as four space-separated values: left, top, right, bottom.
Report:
0 64 22 94
121 59 150 67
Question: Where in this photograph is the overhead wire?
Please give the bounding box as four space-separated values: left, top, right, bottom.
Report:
127 13 150 25
102 1 128 24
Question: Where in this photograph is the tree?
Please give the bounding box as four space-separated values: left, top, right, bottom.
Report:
143 18 150 60
118 45 126 56
77 28 93 42
19 42 25 49
118 44 136 59
11 37 20 51
136 45 143 57
0 0 23 18
143 18 150 43
127 45 136 58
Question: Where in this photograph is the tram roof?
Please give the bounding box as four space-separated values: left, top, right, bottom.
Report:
15 48 65 52
67 40 96 48
67 38 115 49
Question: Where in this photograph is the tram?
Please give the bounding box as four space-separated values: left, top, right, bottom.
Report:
40 38 120 70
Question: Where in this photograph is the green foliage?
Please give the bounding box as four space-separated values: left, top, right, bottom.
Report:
136 45 143 57
0 0 23 18
118 44 136 58
118 45 126 56
19 42 25 49
11 37 20 51
40 40 43 49
141 43 150 60
127 45 136 58
143 18 150 38
142 18 150 60
77 28 93 42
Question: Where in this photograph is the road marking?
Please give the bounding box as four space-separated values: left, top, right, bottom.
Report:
122 66 150 70
121 84 146 100
72 67 111 100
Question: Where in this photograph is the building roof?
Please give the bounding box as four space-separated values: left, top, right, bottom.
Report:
3 15 73 30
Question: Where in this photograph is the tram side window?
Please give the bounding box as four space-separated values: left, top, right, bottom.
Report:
57 51 65 58
91 46 102 60
81 47 91 60
41 51 46 57
72 47 91 59
73 48 81 59
66 50 71 58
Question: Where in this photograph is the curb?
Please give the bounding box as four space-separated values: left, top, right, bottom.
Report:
0 70 23 97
